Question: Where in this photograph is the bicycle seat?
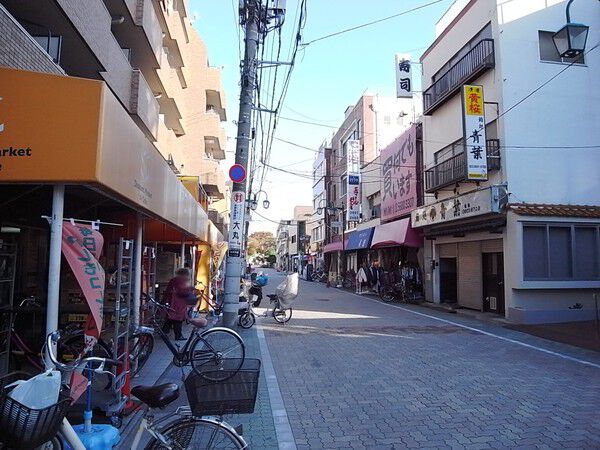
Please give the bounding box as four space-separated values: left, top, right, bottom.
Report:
131 383 179 408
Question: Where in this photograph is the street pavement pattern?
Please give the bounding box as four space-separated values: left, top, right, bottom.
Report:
261 270 600 450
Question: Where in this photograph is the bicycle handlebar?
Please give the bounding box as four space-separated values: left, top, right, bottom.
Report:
45 331 122 374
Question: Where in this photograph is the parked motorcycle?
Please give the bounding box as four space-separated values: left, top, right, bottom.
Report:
310 268 327 283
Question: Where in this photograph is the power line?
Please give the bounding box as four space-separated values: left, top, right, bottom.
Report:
302 0 449 46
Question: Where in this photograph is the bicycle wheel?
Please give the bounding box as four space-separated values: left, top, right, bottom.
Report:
379 286 395 303
190 328 245 382
129 332 154 376
145 417 245 450
238 312 255 329
273 307 292 323
59 334 112 391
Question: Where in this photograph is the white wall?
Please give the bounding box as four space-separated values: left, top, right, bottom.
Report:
497 0 600 205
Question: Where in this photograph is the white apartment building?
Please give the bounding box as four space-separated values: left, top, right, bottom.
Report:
414 0 600 324
310 141 328 269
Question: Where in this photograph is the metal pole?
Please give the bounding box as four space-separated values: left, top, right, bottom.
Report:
223 0 261 328
132 215 143 328
180 241 186 268
46 184 64 341
342 206 346 276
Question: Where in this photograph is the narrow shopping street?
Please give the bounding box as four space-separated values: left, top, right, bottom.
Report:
259 270 600 449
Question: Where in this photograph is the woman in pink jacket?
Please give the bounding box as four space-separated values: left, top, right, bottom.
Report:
162 268 204 340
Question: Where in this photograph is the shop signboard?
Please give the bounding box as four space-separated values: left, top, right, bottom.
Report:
228 190 245 257
395 54 412 98
411 185 507 228
462 85 488 181
346 140 361 222
381 124 417 222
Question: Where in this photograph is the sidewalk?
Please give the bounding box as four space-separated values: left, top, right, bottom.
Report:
119 321 279 449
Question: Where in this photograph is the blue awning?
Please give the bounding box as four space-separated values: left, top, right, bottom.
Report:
346 227 375 250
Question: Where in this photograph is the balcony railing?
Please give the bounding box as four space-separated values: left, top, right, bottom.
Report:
423 39 495 115
425 139 500 192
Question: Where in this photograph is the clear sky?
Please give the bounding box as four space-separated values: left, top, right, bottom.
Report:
190 0 453 234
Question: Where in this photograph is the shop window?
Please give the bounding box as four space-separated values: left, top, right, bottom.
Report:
538 31 585 64
341 176 347 196
523 224 600 280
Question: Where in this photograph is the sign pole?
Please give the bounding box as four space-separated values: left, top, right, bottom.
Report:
223 0 260 328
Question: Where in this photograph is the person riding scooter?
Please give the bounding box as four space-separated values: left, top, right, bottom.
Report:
250 272 269 307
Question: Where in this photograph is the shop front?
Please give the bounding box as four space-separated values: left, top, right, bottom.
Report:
0 67 222 390
412 185 508 313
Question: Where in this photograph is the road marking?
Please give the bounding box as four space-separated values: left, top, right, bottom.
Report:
256 324 297 450
349 291 600 370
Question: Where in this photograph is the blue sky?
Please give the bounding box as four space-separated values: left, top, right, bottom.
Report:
190 0 453 233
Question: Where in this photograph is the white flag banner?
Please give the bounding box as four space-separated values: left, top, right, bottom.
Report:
395 54 412 98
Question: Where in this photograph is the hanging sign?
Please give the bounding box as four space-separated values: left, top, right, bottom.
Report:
61 222 105 347
462 85 488 181
395 54 412 98
346 140 361 222
381 124 417 221
228 190 245 257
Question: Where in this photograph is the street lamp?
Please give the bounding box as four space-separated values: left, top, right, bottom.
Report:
553 0 590 58
249 189 270 210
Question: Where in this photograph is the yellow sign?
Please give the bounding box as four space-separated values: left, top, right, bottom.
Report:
463 85 484 116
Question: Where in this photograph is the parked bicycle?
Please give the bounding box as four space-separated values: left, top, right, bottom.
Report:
0 331 258 450
310 268 327 283
145 295 245 381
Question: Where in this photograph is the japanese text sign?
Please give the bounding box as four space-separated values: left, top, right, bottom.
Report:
395 54 412 98
61 222 105 343
381 124 417 221
229 190 246 253
346 140 361 222
462 85 488 181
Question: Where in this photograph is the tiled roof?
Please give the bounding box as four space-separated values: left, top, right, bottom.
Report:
509 203 600 218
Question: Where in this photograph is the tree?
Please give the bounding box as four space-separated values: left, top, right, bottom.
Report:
247 231 276 262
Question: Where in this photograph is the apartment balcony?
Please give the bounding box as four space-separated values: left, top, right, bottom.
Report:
423 39 495 115
199 112 227 160
130 69 159 140
425 139 500 193
205 66 227 121
199 159 225 200
156 52 185 135
104 0 162 66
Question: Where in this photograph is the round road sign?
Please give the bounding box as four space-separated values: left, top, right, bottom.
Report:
229 164 246 183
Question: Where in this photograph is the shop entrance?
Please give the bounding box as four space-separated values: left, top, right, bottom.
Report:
482 252 505 313
439 258 457 303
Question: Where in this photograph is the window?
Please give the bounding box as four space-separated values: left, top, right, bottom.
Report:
383 115 391 126
523 224 599 280
341 176 347 196
291 235 296 244
538 31 585 64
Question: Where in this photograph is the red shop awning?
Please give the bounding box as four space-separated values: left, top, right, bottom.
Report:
371 217 422 249
323 238 349 253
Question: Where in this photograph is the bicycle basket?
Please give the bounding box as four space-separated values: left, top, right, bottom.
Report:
185 358 261 416
0 372 71 449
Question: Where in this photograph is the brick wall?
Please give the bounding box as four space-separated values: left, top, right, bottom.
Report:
0 5 64 75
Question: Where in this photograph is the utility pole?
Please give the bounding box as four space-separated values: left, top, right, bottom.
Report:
222 0 260 328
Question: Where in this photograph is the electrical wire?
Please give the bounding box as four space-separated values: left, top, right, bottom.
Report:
301 0 449 47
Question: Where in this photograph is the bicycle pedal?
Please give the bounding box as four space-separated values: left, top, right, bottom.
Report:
234 424 244 435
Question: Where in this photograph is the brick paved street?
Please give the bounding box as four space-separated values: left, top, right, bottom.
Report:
262 270 600 450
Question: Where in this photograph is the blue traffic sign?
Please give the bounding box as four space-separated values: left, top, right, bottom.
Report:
229 164 247 183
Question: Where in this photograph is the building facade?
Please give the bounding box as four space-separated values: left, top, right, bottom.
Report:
310 141 328 269
323 93 418 278
0 0 229 376
415 0 600 323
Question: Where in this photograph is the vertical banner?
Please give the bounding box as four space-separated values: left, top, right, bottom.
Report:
61 222 105 344
346 140 361 222
228 191 245 257
381 124 417 221
395 54 412 98
462 85 488 181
